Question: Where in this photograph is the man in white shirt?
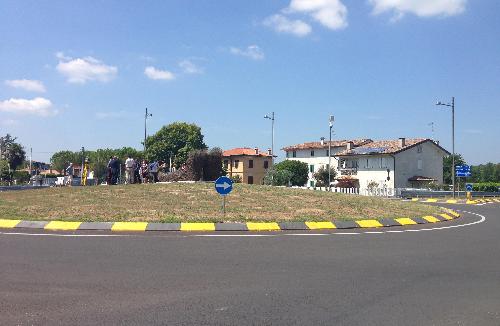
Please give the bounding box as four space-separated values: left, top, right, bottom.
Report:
125 156 135 184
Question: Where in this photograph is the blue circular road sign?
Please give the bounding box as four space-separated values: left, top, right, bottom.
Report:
215 176 233 195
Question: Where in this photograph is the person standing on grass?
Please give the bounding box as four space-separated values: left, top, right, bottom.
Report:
125 155 135 184
134 159 141 184
149 160 159 183
106 156 113 185
111 156 120 185
140 160 149 184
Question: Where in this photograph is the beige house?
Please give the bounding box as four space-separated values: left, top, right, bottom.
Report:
223 148 273 184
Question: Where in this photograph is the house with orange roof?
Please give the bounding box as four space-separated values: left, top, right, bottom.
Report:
283 138 449 190
223 147 273 184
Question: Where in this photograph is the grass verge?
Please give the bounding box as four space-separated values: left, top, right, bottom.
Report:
0 183 442 222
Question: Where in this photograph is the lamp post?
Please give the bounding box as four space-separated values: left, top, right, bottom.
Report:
329 115 334 190
144 108 152 152
264 112 275 161
436 97 455 198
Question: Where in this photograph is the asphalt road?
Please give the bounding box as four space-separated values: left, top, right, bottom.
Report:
1 204 499 325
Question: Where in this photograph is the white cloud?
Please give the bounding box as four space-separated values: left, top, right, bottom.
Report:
144 66 175 80
229 45 265 60
5 79 46 93
179 60 204 74
288 0 348 30
263 14 312 37
95 111 127 120
0 97 57 116
369 0 466 19
56 53 118 84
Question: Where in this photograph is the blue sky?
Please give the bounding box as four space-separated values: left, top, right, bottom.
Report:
0 0 499 164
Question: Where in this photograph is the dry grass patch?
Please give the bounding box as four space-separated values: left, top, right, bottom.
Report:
0 183 441 222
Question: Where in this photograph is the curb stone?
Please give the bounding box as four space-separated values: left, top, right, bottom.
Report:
0 209 461 232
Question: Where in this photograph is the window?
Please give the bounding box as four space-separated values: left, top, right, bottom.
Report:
292 151 297 158
223 160 229 170
311 150 315 157
286 152 289 158
326 149 329 157
417 159 423 170
234 160 239 169
417 145 422 153
264 160 269 169
247 176 254 184
249 159 253 168
310 180 315 188
309 164 314 173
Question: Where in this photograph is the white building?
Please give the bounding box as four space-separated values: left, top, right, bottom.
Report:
282 138 449 190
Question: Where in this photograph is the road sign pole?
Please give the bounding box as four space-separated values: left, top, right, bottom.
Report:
222 195 226 216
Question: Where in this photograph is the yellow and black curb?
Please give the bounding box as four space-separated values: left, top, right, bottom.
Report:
0 209 461 232
410 198 499 205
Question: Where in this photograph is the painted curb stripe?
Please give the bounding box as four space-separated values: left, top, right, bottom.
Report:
305 221 336 230
246 222 280 231
447 210 460 217
422 216 440 223
466 200 477 204
356 220 383 228
180 223 216 231
425 199 438 202
439 213 454 220
45 221 82 231
446 199 458 203
411 198 419 201
395 218 417 225
0 219 21 228
112 222 148 231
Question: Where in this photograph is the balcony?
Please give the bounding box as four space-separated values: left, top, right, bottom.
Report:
339 168 357 176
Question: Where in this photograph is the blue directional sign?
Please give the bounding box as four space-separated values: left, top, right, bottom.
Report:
455 165 471 177
466 183 473 191
215 176 233 195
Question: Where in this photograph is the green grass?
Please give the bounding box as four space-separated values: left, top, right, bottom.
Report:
0 183 441 222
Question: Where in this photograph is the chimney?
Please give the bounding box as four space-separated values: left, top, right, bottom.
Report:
320 137 325 146
254 147 259 155
399 137 406 148
267 148 272 156
347 141 354 150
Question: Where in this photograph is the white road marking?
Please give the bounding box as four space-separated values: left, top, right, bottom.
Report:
0 210 487 239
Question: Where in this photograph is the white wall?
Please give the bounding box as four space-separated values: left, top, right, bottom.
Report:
285 147 344 186
394 141 445 188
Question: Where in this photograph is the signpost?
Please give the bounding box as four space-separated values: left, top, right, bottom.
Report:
465 183 473 192
455 165 471 177
215 176 233 215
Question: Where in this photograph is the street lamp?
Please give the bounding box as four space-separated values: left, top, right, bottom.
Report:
328 115 334 190
436 97 455 198
144 108 152 152
264 112 275 161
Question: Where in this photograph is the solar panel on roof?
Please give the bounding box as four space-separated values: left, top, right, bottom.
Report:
351 147 387 154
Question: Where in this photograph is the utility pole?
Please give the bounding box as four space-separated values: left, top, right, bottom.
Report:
144 108 152 152
80 147 85 179
29 147 33 176
264 112 275 161
329 115 334 191
436 97 455 198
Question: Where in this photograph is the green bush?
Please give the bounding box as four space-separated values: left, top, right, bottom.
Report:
274 160 308 186
472 182 500 192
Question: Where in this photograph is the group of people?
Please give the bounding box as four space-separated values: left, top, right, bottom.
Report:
122 156 163 185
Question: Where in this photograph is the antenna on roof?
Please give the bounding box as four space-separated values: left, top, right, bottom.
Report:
428 122 435 139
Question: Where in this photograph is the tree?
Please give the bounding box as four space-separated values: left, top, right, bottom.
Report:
0 134 26 171
184 148 225 181
145 122 207 167
313 166 337 187
443 154 466 186
273 160 308 186
263 167 293 186
50 151 80 172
